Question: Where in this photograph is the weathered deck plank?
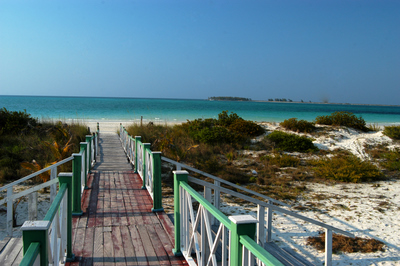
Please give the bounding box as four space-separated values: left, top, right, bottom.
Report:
66 169 186 266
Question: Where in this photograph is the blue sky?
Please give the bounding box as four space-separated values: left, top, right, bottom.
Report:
1 0 399 105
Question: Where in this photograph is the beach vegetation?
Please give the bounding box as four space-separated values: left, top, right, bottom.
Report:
266 131 318 152
383 125 400 140
261 153 300 168
307 232 384 254
315 111 369 132
367 146 400 172
312 154 384 183
280 118 316 133
0 109 89 184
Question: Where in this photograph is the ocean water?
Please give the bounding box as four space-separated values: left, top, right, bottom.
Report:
1 96 400 125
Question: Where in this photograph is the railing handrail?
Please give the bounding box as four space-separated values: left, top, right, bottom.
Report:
19 242 41 266
240 235 284 266
161 156 289 207
180 181 232 229
0 156 74 192
188 175 354 237
43 183 67 222
0 178 59 206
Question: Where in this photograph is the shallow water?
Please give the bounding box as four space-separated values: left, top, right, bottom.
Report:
1 96 399 124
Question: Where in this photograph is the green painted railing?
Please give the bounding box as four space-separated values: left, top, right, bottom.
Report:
14 127 99 265
173 170 285 266
119 125 163 212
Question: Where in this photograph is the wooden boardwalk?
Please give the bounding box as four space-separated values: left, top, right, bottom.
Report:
67 170 187 266
0 133 187 266
68 133 187 265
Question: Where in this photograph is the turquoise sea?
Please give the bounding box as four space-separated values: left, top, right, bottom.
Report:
1 96 400 125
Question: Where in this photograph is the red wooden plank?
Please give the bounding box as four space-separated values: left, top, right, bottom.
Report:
128 225 148 266
103 230 115 266
73 227 86 263
120 226 137 266
103 172 112 227
112 226 127 266
87 173 100 228
110 172 120 226
137 225 160 266
93 227 104 266
147 224 171 265
156 212 175 243
82 227 95 265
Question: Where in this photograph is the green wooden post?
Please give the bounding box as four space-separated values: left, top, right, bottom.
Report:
229 215 258 266
80 142 89 189
72 153 83 216
58 173 75 262
85 135 92 172
134 136 141 173
173 170 188 256
151 152 164 212
21 220 50 266
142 143 151 190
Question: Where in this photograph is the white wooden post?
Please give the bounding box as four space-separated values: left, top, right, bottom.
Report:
7 187 13 236
28 192 38 221
257 205 265 246
325 228 332 266
266 203 272 242
205 187 213 225
50 167 57 203
214 180 220 226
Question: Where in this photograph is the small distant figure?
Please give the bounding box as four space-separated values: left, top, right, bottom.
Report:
148 121 154 126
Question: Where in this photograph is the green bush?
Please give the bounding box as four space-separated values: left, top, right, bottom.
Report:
217 110 242 127
383 125 400 140
228 119 265 137
261 153 300 168
266 131 318 152
315 111 368 132
379 148 400 171
194 126 232 144
0 108 38 135
280 118 316 133
0 112 89 183
313 154 384 182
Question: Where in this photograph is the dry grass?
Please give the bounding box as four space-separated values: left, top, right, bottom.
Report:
307 232 385 254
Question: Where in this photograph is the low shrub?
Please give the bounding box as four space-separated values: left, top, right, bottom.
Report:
0 108 38 135
312 154 384 182
378 148 400 171
315 111 368 132
0 114 89 182
307 232 384 253
280 118 316 133
228 119 265 138
383 125 400 140
266 131 318 152
261 153 300 168
217 110 242 127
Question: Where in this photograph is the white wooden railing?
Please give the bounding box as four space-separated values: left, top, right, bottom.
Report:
0 156 73 237
167 159 354 266
119 125 163 211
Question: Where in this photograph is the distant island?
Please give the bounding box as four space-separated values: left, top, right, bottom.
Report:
208 96 252 101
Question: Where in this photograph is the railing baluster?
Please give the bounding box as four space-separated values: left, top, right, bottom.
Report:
28 192 38 221
257 205 265 246
7 187 13 236
325 228 333 266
